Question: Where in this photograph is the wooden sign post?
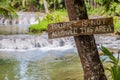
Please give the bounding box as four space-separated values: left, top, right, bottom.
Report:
48 0 114 80
48 17 113 39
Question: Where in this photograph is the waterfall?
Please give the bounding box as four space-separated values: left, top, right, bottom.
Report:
0 12 45 34
0 34 75 50
0 34 119 51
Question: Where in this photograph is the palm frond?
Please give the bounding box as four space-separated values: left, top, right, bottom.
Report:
0 2 18 19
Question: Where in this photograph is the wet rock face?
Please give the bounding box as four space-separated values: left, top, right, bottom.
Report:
0 34 119 50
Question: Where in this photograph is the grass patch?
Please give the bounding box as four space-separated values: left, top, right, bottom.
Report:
29 10 68 33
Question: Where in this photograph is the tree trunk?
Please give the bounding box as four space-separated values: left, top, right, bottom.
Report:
54 0 56 10
65 0 107 80
22 0 26 8
43 0 49 13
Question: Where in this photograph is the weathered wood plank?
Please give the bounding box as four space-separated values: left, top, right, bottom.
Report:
48 17 114 39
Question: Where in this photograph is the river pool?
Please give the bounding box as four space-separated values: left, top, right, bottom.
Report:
0 34 120 80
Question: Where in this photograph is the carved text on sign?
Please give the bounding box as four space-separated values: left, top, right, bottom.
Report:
48 17 114 39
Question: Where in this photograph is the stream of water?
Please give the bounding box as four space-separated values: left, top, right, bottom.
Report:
0 12 45 34
0 41 77 80
0 33 120 80
0 13 120 80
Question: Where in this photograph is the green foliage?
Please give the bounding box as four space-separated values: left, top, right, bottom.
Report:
100 46 120 80
48 0 65 10
102 2 120 16
29 10 68 33
0 0 18 19
114 17 120 31
87 8 100 15
85 0 120 16
100 46 119 65
0 0 65 12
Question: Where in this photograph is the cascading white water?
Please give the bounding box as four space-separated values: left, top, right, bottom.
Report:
0 12 45 25
0 34 75 50
0 13 119 51
0 33 119 51
0 12 45 34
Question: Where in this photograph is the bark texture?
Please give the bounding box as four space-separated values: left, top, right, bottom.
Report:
65 0 107 80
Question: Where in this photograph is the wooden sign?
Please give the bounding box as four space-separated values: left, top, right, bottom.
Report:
59 0 107 79
48 17 114 39
48 0 110 79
